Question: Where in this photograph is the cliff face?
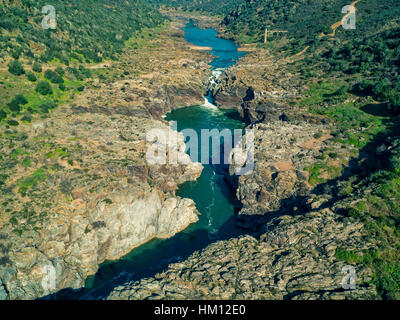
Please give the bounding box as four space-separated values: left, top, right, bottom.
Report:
210 50 324 123
2 187 201 299
0 20 208 300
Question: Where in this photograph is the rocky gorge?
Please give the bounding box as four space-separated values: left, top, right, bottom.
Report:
107 22 380 300
0 14 382 301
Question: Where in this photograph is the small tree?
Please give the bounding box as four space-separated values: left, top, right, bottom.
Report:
55 66 64 76
7 94 28 113
8 60 25 76
32 62 42 73
26 72 37 82
389 94 400 116
7 119 19 126
36 81 53 95
0 109 7 121
44 69 64 84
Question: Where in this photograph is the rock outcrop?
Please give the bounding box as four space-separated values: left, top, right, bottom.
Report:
210 49 324 124
232 121 351 222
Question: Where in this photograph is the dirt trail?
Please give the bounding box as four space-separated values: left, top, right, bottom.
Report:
287 1 360 60
327 0 360 37
291 45 310 58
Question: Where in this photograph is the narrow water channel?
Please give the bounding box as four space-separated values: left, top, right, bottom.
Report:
52 22 248 300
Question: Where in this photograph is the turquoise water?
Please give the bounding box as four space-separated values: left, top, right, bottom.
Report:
183 22 246 69
52 22 247 300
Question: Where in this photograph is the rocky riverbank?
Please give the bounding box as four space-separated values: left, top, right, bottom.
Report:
108 207 377 300
0 20 210 300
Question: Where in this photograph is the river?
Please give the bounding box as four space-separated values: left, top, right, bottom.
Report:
52 21 248 300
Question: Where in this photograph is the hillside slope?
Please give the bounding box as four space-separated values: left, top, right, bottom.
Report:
150 0 244 16
0 0 164 62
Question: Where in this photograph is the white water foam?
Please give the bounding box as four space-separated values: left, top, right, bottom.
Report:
209 68 224 86
205 170 220 239
202 96 219 110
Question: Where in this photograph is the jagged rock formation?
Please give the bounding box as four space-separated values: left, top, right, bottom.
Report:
232 121 351 221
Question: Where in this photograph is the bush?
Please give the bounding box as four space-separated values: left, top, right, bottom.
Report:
55 66 64 76
8 60 25 76
389 94 400 116
44 69 64 84
26 72 37 82
354 80 375 95
77 86 85 92
7 94 28 113
36 81 53 95
373 78 392 100
32 62 42 73
78 65 91 78
39 102 57 113
11 50 21 60
7 119 19 126
21 115 32 123
0 109 7 121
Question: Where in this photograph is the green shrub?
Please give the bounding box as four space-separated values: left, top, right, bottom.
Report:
18 168 46 195
26 72 37 82
32 62 42 73
335 248 363 264
0 174 8 187
39 102 57 114
21 115 32 123
329 152 338 159
8 60 25 76
389 94 400 116
55 66 64 76
0 109 7 120
7 119 19 126
7 95 28 113
36 81 53 95
21 157 31 167
44 69 64 84
354 80 375 95
11 49 21 60
373 78 392 100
